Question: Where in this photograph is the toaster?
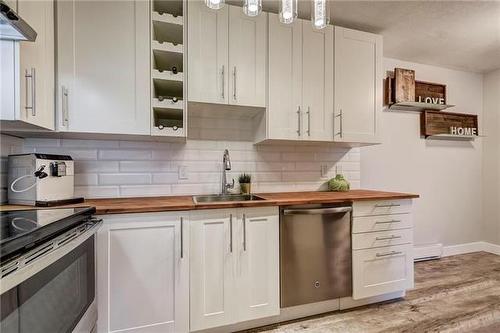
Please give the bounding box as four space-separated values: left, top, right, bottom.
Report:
7 153 83 206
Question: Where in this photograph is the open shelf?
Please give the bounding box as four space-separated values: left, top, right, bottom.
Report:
153 20 183 45
152 107 185 137
426 134 483 141
153 97 184 110
152 40 183 54
152 69 183 82
153 79 183 100
152 49 183 73
152 11 183 26
389 101 455 112
153 0 183 17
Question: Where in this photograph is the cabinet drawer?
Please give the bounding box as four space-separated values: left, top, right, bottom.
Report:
352 244 414 300
352 213 412 233
352 229 412 250
353 200 412 217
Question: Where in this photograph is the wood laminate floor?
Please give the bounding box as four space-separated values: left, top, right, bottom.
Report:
250 252 500 333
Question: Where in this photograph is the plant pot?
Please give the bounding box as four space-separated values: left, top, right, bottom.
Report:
240 183 251 195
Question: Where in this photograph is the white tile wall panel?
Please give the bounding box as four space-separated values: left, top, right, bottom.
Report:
1 135 361 200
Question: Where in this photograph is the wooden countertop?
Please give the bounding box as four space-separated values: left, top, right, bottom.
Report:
0 190 418 215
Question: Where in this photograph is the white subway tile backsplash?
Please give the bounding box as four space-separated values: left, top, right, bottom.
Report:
99 173 152 185
1 135 361 200
99 149 151 160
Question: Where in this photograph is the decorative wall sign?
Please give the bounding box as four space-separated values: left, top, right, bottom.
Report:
415 80 447 105
420 110 479 139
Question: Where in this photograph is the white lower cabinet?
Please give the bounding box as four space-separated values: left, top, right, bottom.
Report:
96 212 189 333
190 207 279 331
352 200 414 300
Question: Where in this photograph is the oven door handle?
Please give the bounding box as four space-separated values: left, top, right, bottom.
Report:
283 207 352 215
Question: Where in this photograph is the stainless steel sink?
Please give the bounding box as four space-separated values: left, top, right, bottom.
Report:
193 194 265 204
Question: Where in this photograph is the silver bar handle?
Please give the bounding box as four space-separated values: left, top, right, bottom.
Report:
242 214 247 251
24 68 36 116
375 203 401 208
375 235 402 241
375 219 402 224
376 250 403 258
180 217 184 259
335 109 343 138
232 67 236 101
221 65 225 99
284 206 352 215
62 86 69 126
297 106 301 136
307 106 311 136
229 214 233 253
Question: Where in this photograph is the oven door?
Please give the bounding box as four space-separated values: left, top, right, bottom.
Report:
1 232 97 333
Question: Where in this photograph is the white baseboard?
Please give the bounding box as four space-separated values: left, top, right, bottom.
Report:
415 241 500 260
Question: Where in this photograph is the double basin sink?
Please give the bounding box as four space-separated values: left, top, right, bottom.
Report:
193 194 265 204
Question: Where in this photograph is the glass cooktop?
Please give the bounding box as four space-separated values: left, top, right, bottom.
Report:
0 207 95 261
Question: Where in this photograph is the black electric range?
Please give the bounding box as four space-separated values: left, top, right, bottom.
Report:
0 206 96 262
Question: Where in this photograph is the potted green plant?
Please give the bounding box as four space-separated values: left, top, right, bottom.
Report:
238 173 252 195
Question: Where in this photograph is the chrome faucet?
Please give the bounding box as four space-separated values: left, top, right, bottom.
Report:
221 149 234 195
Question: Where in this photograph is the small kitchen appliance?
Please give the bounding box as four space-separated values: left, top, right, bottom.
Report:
7 153 83 206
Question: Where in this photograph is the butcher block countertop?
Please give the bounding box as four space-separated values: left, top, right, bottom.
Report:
0 190 418 215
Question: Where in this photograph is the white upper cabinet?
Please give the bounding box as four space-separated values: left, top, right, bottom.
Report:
334 27 382 143
187 1 229 104
18 0 55 130
187 2 267 108
0 0 55 131
97 212 189 333
302 22 334 141
56 0 150 135
267 13 302 140
267 14 333 142
228 6 267 107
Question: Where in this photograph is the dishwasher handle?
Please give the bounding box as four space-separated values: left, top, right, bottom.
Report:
283 206 352 215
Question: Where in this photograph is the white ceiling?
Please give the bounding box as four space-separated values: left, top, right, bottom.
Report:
231 1 500 73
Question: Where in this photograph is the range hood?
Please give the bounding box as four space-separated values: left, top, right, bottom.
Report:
0 1 36 41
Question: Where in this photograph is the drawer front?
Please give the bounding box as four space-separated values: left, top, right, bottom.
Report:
352 244 414 300
352 229 413 250
353 199 412 217
353 213 412 233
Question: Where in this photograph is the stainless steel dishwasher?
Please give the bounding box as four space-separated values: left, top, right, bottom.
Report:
280 204 352 308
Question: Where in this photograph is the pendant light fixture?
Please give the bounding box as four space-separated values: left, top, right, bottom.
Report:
243 0 262 17
279 0 298 24
311 0 330 30
205 0 224 10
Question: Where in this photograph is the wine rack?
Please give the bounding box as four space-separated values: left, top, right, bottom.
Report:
150 0 186 137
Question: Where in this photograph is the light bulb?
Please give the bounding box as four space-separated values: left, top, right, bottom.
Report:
206 0 224 10
243 0 262 17
279 0 297 24
311 0 330 30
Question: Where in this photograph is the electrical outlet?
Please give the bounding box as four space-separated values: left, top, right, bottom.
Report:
178 165 188 180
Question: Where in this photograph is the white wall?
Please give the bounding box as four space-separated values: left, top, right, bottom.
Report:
482 69 500 244
0 134 360 201
361 58 484 247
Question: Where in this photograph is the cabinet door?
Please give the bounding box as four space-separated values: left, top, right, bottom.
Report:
187 0 228 104
267 14 302 140
334 27 382 143
302 23 334 141
352 244 414 300
190 209 236 331
97 212 189 333
237 207 280 322
57 0 150 134
18 0 54 130
228 6 267 107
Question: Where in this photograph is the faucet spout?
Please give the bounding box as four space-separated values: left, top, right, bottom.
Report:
221 149 234 194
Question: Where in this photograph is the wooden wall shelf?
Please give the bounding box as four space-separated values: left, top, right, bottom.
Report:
420 110 479 139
